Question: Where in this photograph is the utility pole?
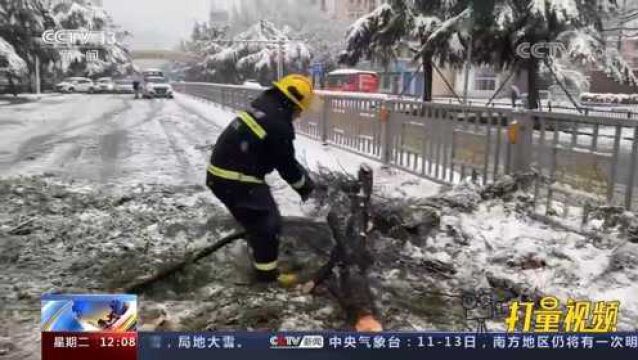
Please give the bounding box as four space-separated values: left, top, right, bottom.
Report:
35 55 41 96
276 39 284 80
463 34 473 104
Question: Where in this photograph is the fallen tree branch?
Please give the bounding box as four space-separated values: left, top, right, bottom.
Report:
8 218 35 235
119 230 246 294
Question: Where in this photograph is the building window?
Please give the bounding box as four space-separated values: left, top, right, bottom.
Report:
474 77 496 91
475 77 496 91
474 67 497 91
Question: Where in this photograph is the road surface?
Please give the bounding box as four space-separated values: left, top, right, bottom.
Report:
0 93 221 186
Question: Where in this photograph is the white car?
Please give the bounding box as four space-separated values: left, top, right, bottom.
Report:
142 77 173 99
95 77 115 93
142 68 164 78
242 79 263 89
113 78 134 94
56 77 95 93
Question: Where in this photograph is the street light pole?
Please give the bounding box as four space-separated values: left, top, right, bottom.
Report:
35 55 41 96
277 39 284 80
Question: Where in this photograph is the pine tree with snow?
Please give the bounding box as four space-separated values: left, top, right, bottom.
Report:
180 21 230 82
340 0 472 101
0 0 57 91
227 0 346 76
50 0 132 78
206 20 312 84
0 36 27 76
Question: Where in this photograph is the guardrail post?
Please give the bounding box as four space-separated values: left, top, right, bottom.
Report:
380 101 392 166
321 96 329 145
509 110 534 173
221 89 226 109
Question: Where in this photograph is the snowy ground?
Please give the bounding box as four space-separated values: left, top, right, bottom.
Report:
1 93 637 359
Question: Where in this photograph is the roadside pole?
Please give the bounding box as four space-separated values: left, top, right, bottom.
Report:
35 55 41 97
277 39 284 80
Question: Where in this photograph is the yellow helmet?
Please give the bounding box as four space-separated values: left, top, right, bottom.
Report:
272 74 314 111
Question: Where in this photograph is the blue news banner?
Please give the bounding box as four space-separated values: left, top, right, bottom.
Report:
138 332 638 360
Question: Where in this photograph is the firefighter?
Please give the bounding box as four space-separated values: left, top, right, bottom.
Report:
207 74 315 285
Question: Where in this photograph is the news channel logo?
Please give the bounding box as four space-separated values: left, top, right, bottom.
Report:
270 334 324 349
41 29 117 48
41 294 137 332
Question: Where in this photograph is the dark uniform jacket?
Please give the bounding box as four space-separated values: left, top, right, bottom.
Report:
208 88 306 188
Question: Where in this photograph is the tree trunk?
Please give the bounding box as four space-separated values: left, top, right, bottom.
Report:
422 53 433 102
526 58 539 110
8 76 17 97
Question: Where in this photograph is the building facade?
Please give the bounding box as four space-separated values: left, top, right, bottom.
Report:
320 0 388 21
209 0 230 24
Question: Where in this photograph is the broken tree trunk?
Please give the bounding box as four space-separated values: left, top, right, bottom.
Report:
308 164 382 331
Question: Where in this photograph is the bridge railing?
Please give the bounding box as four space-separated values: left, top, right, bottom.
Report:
173 81 638 220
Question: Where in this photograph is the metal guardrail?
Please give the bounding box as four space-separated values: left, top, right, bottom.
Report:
173 82 638 215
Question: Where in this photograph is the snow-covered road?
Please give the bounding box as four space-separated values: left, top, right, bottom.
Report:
0 94 221 185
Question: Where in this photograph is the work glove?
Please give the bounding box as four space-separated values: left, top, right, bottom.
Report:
296 175 315 202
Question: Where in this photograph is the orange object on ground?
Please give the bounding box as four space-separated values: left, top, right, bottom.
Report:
508 120 520 144
355 315 383 332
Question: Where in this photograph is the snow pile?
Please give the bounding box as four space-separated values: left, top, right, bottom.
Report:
580 92 638 104
306 170 638 331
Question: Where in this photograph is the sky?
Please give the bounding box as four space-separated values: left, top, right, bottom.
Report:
102 0 234 50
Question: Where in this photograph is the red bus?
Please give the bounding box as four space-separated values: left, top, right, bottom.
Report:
325 69 379 93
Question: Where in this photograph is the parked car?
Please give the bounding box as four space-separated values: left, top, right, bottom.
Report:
113 78 134 94
56 77 95 93
95 77 115 93
142 76 173 99
242 79 263 88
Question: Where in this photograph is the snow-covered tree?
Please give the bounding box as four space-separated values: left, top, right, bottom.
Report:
341 0 628 107
0 0 57 90
179 21 230 82
206 20 312 84
228 0 347 75
0 36 27 76
0 0 132 90
51 0 131 77
481 0 632 108
340 0 472 101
